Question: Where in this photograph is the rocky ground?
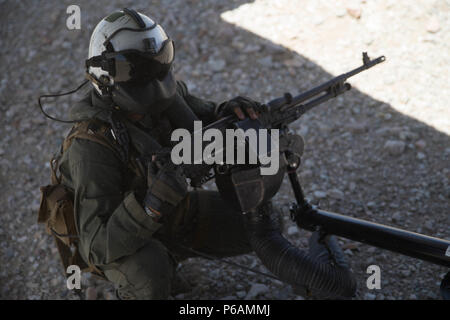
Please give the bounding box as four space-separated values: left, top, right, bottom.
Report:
0 0 448 300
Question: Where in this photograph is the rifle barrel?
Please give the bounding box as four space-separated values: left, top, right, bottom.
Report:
268 54 385 110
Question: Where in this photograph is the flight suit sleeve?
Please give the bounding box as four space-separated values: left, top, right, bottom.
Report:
66 138 162 267
176 80 219 125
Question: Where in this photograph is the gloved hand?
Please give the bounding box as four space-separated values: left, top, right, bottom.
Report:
143 154 188 222
215 96 262 120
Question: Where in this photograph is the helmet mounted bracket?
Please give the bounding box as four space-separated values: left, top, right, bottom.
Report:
122 8 146 28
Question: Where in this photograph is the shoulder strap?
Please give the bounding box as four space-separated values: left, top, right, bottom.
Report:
61 119 145 179
49 120 128 185
63 120 123 159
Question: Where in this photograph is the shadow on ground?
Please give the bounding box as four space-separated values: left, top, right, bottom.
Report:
0 0 448 299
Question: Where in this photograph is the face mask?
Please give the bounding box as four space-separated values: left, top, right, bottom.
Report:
111 69 177 115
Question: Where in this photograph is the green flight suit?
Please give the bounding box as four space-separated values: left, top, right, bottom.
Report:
58 81 253 299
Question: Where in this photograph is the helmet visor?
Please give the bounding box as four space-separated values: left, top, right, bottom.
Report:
109 39 175 83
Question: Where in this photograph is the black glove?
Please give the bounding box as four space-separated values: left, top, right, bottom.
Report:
215 96 262 120
143 155 188 222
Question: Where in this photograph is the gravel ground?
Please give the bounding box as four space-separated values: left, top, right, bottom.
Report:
0 0 448 300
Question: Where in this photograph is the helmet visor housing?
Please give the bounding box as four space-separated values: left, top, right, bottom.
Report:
106 39 174 84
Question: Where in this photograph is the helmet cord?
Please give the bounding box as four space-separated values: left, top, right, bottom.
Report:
38 80 110 123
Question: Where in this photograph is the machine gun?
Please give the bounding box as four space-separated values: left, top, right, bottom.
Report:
181 52 385 187
173 52 449 298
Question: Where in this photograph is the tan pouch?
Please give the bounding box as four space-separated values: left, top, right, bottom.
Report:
37 120 127 278
38 183 96 274
38 184 77 247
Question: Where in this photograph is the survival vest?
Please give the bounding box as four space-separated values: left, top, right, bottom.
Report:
37 119 142 278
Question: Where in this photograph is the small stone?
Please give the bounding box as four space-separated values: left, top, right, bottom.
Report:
245 283 269 299
383 112 393 119
242 44 261 53
348 122 367 134
344 249 353 256
258 56 273 67
415 140 426 150
236 291 246 299
366 201 376 208
328 188 344 200
217 27 235 41
210 269 220 279
367 247 377 254
398 131 413 141
392 212 402 223
304 159 314 168
347 8 362 19
61 41 71 49
264 43 285 55
426 17 440 33
17 236 27 243
342 242 359 250
313 17 325 26
349 182 356 192
313 191 327 199
287 226 299 236
210 59 226 72
285 58 304 68
26 282 39 289
85 286 97 300
401 270 411 278
175 293 185 299
364 36 374 46
427 291 438 299
409 294 417 299
364 292 376 300
50 278 59 287
297 125 309 136
424 220 434 231
5 248 14 259
300 169 313 180
384 140 406 156
417 152 426 160
336 8 347 18
185 80 197 91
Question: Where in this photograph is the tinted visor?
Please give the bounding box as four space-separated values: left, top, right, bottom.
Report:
109 39 174 83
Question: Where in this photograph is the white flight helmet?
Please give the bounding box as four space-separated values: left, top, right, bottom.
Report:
86 8 177 115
